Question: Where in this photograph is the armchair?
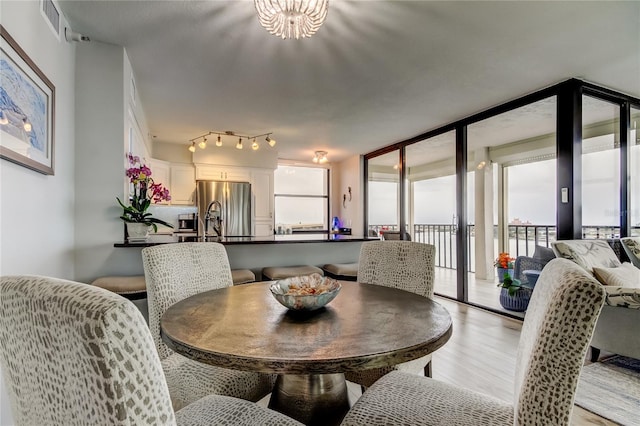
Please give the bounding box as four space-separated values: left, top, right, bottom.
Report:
513 245 555 286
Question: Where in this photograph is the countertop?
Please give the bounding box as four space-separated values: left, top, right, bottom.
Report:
114 233 371 247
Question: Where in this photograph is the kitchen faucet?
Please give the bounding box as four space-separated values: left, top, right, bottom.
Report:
204 200 223 238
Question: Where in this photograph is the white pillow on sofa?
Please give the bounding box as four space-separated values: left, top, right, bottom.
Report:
593 263 640 288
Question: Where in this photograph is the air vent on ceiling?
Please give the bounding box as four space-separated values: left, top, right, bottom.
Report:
41 0 60 38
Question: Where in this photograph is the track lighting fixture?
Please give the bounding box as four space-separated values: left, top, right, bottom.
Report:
312 150 328 164
22 118 32 132
187 130 276 152
0 110 8 126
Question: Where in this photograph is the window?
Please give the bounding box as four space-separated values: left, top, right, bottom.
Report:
274 165 329 233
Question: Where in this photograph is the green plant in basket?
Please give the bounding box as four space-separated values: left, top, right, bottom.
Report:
497 273 532 296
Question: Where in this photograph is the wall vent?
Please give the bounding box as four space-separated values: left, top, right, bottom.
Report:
41 0 61 39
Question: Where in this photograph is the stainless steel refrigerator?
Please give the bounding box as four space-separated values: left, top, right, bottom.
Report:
196 181 252 237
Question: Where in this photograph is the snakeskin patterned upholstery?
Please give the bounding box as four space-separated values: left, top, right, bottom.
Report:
142 243 274 410
345 241 436 388
0 275 302 426
341 258 606 425
620 237 640 268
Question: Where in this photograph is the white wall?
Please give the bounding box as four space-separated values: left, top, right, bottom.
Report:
0 2 76 424
334 155 364 236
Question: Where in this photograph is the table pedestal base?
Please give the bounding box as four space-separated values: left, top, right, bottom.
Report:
268 373 350 426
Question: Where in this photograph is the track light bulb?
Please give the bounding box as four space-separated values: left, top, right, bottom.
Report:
266 135 276 147
199 137 207 149
23 118 32 132
0 111 7 125
188 142 196 153
216 135 222 147
252 138 259 150
236 137 243 149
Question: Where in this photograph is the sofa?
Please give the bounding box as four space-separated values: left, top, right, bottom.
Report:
551 239 640 361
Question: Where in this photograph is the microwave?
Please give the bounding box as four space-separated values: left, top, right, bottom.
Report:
177 213 197 232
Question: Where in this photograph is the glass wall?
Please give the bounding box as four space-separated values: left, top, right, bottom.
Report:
582 96 620 239
363 80 638 318
465 97 557 316
367 150 400 238
406 131 456 298
632 107 640 236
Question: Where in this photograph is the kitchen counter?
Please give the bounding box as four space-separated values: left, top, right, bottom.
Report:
114 233 370 248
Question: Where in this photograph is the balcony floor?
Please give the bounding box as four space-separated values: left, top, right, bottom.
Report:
433 267 526 319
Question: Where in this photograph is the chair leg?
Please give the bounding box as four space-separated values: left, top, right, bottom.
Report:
590 346 601 362
424 360 432 378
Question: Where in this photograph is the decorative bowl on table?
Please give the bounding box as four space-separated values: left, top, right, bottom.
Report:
269 273 341 311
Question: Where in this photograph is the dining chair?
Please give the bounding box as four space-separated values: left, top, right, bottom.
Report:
0 275 302 426
344 240 436 388
142 242 274 410
340 258 606 425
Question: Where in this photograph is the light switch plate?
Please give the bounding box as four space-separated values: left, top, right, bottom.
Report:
561 187 569 203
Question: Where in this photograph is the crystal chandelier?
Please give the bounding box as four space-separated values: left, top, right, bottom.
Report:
254 0 329 40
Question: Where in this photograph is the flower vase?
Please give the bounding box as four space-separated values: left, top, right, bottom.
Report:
499 287 531 312
126 222 150 241
497 267 514 283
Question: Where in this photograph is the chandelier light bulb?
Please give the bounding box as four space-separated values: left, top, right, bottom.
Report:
254 0 329 40
188 142 196 153
236 137 243 150
216 135 222 147
23 118 32 132
252 138 259 150
199 137 207 149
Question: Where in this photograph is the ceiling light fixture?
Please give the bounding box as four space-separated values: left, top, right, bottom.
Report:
198 137 207 149
312 150 328 164
187 131 276 152
22 118 32 132
254 0 329 40
0 111 8 126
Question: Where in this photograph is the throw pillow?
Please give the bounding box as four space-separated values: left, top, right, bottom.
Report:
552 240 622 273
593 263 640 288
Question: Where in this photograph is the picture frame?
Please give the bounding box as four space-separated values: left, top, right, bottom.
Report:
0 25 55 175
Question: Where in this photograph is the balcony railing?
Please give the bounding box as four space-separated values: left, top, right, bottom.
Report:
369 223 636 272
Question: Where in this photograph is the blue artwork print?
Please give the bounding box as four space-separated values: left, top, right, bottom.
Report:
0 54 47 154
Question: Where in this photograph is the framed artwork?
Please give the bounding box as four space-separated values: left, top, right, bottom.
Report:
0 25 55 175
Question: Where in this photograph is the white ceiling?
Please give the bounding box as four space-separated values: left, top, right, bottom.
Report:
59 0 640 163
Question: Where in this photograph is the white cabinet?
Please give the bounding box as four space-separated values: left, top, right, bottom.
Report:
195 165 251 182
251 169 274 236
148 159 170 205
170 164 196 205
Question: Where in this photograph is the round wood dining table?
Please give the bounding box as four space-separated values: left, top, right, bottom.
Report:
161 281 452 426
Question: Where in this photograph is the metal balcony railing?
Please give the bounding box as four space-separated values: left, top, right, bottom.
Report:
368 223 637 272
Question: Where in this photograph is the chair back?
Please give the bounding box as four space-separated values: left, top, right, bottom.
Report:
357 241 435 298
142 242 233 359
620 237 640 268
381 231 412 241
513 258 606 424
0 275 175 426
